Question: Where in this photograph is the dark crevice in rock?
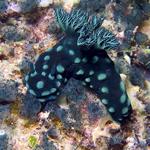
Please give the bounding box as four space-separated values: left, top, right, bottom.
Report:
0 100 13 105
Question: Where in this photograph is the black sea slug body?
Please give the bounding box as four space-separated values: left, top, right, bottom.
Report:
25 7 132 124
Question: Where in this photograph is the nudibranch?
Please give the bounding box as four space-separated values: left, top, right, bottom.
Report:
25 7 132 124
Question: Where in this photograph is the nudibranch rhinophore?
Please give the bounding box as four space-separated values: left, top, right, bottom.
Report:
25 7 132 124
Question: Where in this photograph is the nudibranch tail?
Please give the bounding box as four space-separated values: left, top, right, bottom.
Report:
55 7 119 51
71 51 132 124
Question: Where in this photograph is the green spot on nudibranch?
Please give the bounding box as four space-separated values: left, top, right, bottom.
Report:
90 85 93 88
89 70 94 75
118 118 123 121
44 55 50 61
56 81 61 87
36 81 44 89
127 100 131 106
120 94 126 103
101 86 109 93
64 78 68 83
82 81 86 86
48 74 54 80
30 72 37 77
82 57 88 63
57 74 62 79
69 49 75 55
56 45 63 52
56 92 60 95
47 48 52 52
97 73 107 80
120 81 125 91
76 69 84 75
25 75 29 81
122 107 128 114
29 89 36 96
26 83 29 89
101 99 108 105
85 77 91 82
92 56 99 63
50 88 57 93
41 89 56 96
41 72 46 76
38 99 45 102
74 57 81 63
43 65 48 70
56 64 65 73
108 107 115 113
41 91 51 96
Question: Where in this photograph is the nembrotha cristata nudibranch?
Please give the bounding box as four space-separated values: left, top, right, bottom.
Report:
25 8 132 124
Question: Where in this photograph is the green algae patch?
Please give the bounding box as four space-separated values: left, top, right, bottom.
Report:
0 47 4 53
28 135 38 149
143 49 150 54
